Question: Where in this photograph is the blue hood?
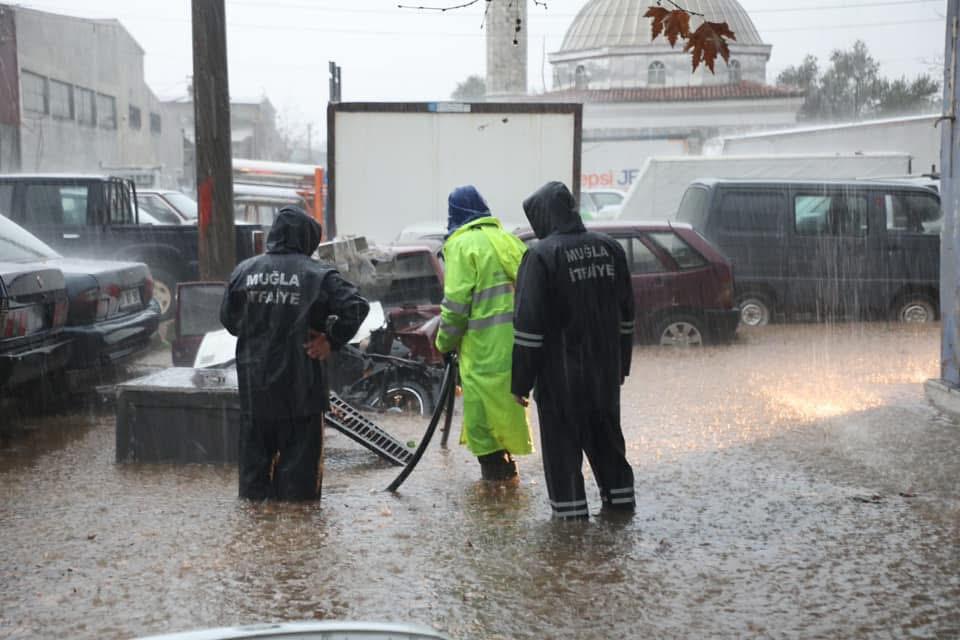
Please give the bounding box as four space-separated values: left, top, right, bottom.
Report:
447 185 491 235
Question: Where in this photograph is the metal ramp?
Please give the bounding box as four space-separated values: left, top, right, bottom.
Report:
326 393 413 466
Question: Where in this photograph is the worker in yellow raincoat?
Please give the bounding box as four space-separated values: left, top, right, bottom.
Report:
436 185 533 481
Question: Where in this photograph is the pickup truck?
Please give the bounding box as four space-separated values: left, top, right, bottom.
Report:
0 174 263 318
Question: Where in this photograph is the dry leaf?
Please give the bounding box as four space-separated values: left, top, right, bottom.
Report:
644 7 691 47
683 21 736 73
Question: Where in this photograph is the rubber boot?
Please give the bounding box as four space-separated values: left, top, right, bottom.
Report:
478 450 519 481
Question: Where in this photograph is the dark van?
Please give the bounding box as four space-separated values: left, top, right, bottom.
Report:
676 179 942 326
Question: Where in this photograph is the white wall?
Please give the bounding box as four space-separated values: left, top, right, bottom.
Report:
332 109 577 242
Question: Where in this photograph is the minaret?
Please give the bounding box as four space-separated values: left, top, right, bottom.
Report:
485 0 527 97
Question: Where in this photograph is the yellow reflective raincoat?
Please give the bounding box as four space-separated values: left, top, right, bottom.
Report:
435 216 533 456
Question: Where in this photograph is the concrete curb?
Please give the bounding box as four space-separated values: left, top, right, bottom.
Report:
924 378 960 420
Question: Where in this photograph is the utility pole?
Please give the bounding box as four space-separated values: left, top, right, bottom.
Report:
329 61 342 103
307 122 312 163
192 0 235 280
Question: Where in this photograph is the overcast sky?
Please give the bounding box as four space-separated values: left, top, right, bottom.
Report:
12 0 949 139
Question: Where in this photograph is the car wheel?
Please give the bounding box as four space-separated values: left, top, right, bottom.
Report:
656 315 705 347
894 296 937 324
737 294 772 327
151 267 177 321
369 382 434 416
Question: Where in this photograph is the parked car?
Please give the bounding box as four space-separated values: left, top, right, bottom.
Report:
516 221 740 346
136 189 198 225
234 184 309 228
581 188 624 220
0 214 160 369
0 173 263 319
675 178 942 326
0 254 70 390
135 620 450 640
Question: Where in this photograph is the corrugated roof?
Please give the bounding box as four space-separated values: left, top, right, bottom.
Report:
560 0 764 52
541 82 804 103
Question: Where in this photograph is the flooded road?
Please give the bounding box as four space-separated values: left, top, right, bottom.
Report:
1 323 958 639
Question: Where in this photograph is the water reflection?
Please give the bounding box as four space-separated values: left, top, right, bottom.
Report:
0 322 957 639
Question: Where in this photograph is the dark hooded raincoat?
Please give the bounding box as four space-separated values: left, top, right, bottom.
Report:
512 182 636 519
221 207 369 500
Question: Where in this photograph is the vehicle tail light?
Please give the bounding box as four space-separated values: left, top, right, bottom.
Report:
1 306 43 337
252 229 265 254
143 274 155 303
717 265 734 308
52 299 69 328
71 287 110 324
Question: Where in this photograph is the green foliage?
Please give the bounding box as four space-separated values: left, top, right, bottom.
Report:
777 41 941 122
451 75 486 101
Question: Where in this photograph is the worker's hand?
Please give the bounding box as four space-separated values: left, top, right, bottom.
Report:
513 394 529 407
304 329 332 361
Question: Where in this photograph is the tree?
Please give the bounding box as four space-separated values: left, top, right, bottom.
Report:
451 75 486 101
778 41 941 122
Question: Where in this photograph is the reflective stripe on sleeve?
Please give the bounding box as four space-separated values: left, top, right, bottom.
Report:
442 297 471 315
440 321 465 338
472 282 513 304
620 320 635 335
609 487 634 495
467 311 513 331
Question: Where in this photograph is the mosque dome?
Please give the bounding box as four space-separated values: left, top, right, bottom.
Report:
559 0 765 52
549 0 772 91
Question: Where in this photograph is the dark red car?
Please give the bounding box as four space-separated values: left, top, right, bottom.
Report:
517 221 739 346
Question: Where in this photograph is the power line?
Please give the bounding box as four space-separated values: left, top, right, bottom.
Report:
8 1 947 38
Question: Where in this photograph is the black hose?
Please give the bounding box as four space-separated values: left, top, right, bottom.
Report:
386 356 458 492
439 365 456 448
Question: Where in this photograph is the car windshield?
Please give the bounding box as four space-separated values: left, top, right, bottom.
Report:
0 214 61 261
163 192 198 220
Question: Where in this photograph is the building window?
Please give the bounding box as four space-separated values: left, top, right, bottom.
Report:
76 87 95 126
97 93 116 129
648 61 666 86
49 79 73 120
728 59 742 84
129 105 142 130
574 65 588 90
22 70 47 115
150 112 162 134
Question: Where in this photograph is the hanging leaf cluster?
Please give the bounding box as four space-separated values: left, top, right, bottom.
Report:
644 4 736 73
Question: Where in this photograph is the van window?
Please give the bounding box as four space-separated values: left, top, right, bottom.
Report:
616 236 665 274
649 231 706 269
884 192 942 235
794 193 868 236
676 186 708 230
0 184 13 216
717 191 783 233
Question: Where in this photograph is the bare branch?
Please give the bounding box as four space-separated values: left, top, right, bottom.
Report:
660 0 703 17
397 0 482 11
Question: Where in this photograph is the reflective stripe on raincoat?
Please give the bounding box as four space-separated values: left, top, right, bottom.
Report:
435 216 533 457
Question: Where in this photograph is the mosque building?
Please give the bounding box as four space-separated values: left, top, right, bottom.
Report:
486 0 805 190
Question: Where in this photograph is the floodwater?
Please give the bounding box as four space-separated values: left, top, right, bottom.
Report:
1 323 958 639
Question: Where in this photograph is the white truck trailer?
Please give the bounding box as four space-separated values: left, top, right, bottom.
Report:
617 152 915 221
326 102 582 243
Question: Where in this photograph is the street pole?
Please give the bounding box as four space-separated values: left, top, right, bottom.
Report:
192 0 235 281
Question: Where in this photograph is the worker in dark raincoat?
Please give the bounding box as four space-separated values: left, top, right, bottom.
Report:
221 206 369 501
512 182 636 520
436 185 533 480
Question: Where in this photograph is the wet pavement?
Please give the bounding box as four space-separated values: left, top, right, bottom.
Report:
1 323 958 639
